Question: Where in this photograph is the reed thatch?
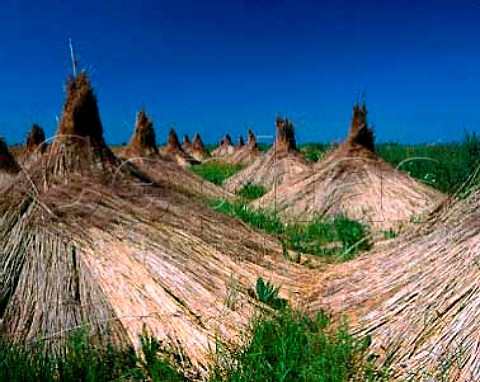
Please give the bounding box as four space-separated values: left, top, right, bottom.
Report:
11 125 49 169
227 129 262 166
275 116 297 152
183 133 210 162
253 104 444 232
307 183 480 381
182 134 193 152
48 71 118 179
0 137 21 184
26 124 47 154
211 134 235 157
0 72 314 378
160 128 199 166
119 120 227 201
224 118 311 193
237 136 245 149
122 109 160 158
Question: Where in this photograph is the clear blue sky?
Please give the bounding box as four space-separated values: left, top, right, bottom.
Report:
1 0 480 145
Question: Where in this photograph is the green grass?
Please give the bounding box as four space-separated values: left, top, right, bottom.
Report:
236 183 267 201
190 161 244 185
210 199 371 262
0 329 187 382
210 307 385 382
295 132 480 195
299 142 329 162
375 138 480 195
382 228 399 240
1 310 390 382
254 277 288 310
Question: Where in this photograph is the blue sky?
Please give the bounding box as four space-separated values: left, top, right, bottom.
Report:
1 0 480 145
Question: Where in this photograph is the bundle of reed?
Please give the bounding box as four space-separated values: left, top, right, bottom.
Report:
254 104 444 232
182 134 193 153
119 113 227 201
224 117 311 193
227 129 262 166
0 71 315 379
185 133 210 162
306 181 480 380
122 109 160 158
26 124 47 154
0 137 21 188
211 134 235 157
160 127 199 166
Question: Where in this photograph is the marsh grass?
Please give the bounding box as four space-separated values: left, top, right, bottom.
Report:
235 183 267 201
210 307 386 382
295 133 480 194
190 161 244 185
0 329 187 382
210 200 371 261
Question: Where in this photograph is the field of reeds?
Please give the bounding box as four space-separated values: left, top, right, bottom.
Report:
1 70 479 381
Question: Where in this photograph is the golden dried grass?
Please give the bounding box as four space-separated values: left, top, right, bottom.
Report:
227 129 262 166
160 128 198 166
0 72 314 378
254 105 445 232
26 124 47 154
0 137 21 176
211 134 235 157
122 109 160 158
185 133 210 162
224 119 311 193
182 134 193 152
119 112 225 201
306 185 480 381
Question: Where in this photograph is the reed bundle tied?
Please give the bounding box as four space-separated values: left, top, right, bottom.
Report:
254 104 445 232
224 118 310 193
0 71 314 378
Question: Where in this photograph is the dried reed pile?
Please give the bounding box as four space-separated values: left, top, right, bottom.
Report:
120 113 226 201
0 137 21 188
122 109 160 158
237 136 245 148
0 137 20 175
26 124 47 154
307 183 480 381
182 134 193 152
254 104 444 231
224 118 311 193
185 133 210 162
48 72 119 179
211 134 235 157
160 128 198 166
13 125 49 168
0 72 314 378
227 129 262 166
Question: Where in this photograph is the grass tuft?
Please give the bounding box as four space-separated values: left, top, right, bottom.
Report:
190 161 244 185
236 183 267 201
210 308 386 382
210 199 371 262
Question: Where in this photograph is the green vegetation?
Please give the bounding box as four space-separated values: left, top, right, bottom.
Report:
190 161 244 185
254 277 287 310
376 134 480 194
295 132 480 195
236 183 267 201
210 199 371 261
0 329 187 381
0 309 389 382
383 229 399 240
210 307 386 382
299 142 329 162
